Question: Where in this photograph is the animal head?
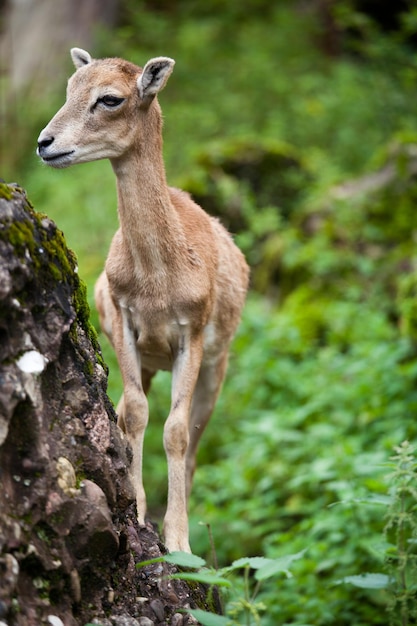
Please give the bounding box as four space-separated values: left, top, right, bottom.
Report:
37 48 175 168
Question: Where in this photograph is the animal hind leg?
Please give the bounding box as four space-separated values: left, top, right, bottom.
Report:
185 351 229 499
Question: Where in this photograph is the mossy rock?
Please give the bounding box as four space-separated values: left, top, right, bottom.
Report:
0 182 104 373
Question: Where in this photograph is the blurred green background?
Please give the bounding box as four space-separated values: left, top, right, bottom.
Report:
2 1 417 623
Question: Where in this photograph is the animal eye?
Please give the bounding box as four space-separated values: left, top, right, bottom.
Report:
98 95 125 108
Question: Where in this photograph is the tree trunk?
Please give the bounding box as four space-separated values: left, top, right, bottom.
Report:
0 0 119 94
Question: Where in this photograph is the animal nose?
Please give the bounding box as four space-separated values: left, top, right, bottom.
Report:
37 136 55 151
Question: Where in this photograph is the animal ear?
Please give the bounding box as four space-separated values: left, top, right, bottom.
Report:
71 48 92 69
137 57 175 104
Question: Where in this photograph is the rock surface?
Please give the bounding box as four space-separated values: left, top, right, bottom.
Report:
0 183 211 626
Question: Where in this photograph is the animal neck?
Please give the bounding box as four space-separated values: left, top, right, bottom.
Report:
111 118 185 276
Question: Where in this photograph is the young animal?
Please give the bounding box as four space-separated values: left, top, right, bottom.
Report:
37 48 249 552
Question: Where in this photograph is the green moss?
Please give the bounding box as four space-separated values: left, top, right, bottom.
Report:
70 277 107 375
6 219 35 251
75 470 86 489
49 262 64 281
0 181 14 200
0 197 75 305
83 359 95 378
33 576 51 601
41 225 77 279
72 278 90 326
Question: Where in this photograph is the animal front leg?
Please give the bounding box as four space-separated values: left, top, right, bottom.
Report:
115 368 155 431
112 306 149 525
163 334 204 552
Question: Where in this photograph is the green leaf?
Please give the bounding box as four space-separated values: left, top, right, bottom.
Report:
221 551 306 580
164 551 206 568
234 556 272 569
186 609 231 626
339 573 391 589
136 551 206 570
330 494 393 507
255 549 307 581
170 571 232 587
226 556 272 572
360 494 393 506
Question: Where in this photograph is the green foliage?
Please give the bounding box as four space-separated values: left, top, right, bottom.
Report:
187 292 417 624
140 444 417 626
384 441 417 625
336 441 417 626
137 549 305 625
4 1 417 624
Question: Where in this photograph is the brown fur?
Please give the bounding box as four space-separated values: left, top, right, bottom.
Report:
37 49 249 551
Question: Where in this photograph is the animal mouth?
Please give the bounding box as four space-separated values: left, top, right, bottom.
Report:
42 151 74 163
